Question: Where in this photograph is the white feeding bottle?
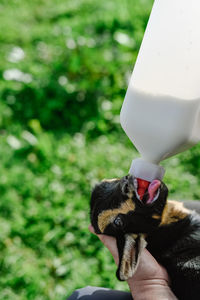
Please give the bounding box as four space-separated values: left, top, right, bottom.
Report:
120 0 200 193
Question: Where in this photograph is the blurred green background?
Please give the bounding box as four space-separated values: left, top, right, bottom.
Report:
1 0 200 299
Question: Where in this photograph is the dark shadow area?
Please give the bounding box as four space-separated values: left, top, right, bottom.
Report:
67 288 132 300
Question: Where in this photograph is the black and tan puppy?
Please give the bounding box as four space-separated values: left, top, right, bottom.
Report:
90 175 200 300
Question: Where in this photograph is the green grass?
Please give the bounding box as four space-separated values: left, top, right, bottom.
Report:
0 129 200 299
0 0 200 299
0 0 153 136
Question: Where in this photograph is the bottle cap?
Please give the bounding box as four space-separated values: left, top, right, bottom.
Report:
129 158 165 182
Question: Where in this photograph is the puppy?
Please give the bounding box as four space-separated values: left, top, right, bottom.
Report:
90 175 200 300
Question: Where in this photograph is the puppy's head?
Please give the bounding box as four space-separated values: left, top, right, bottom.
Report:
90 174 168 280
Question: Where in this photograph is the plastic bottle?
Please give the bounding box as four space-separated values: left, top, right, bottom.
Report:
120 0 200 189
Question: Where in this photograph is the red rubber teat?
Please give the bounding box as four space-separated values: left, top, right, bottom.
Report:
137 178 150 200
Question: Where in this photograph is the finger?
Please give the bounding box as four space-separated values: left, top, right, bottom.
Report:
88 224 95 234
88 224 119 264
98 234 119 265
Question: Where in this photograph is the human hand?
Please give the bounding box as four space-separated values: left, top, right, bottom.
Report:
89 225 177 300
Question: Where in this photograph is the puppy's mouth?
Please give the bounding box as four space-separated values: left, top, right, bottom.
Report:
134 179 161 205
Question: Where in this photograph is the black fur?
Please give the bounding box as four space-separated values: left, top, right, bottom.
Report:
90 175 200 300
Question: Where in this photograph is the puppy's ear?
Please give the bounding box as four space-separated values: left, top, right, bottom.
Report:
116 234 147 281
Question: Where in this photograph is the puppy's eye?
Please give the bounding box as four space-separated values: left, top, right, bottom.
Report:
114 215 124 227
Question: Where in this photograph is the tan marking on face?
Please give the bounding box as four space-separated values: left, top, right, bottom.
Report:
160 200 191 226
128 191 133 199
102 178 119 182
98 198 135 233
152 214 161 220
